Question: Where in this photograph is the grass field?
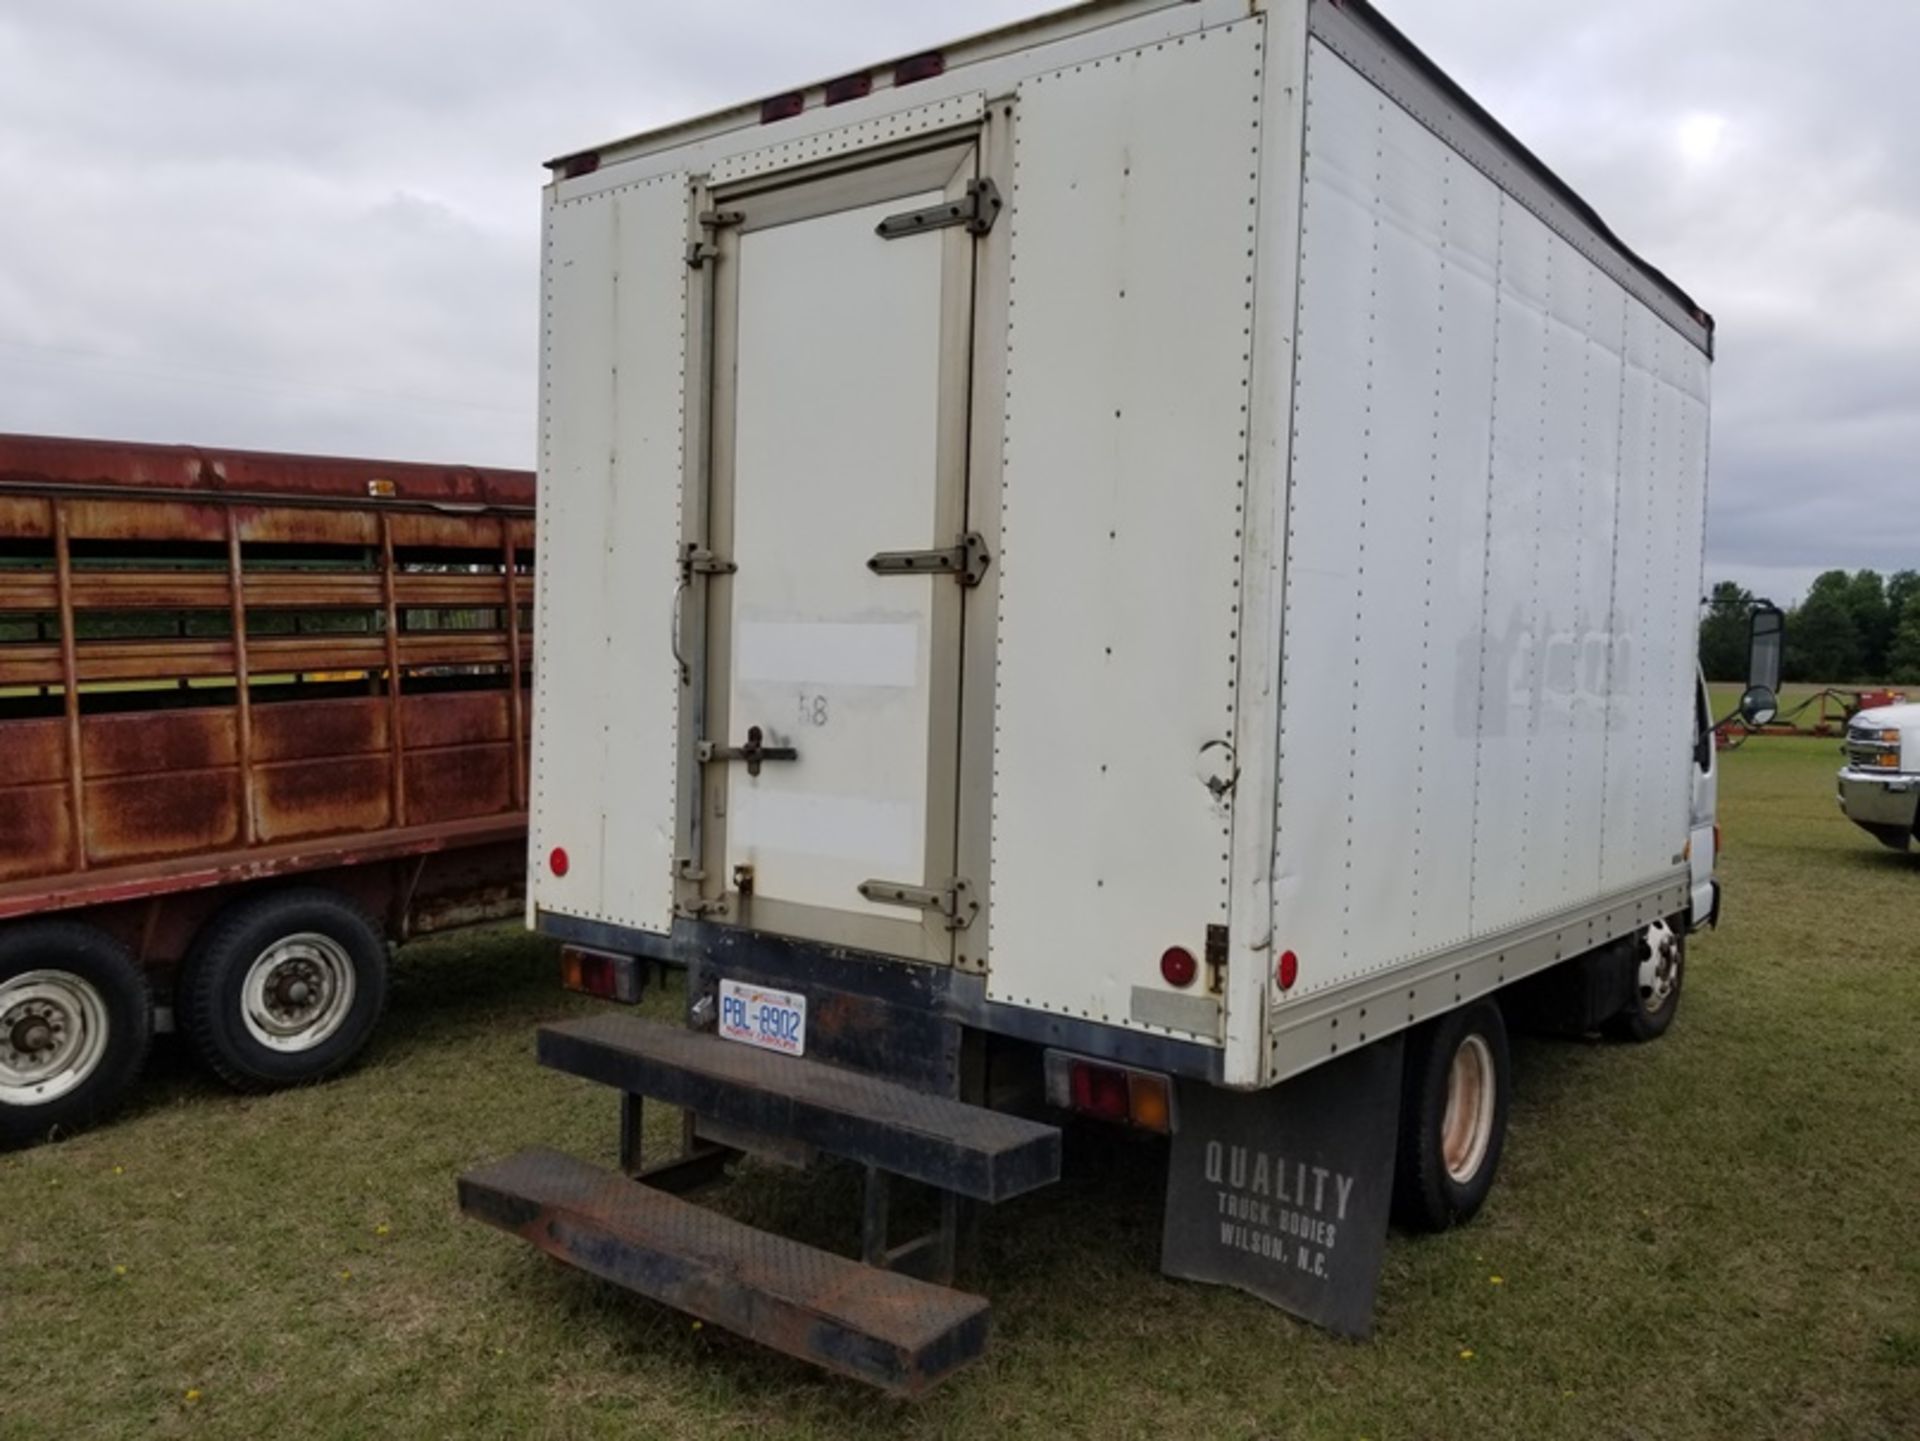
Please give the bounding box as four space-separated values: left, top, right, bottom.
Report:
3 739 1917 1440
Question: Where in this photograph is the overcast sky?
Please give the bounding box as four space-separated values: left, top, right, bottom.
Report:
3 1 1915 603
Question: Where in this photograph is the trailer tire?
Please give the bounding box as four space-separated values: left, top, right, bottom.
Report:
1605 919 1684 1043
180 889 389 1093
0 922 151 1147
1391 999 1510 1233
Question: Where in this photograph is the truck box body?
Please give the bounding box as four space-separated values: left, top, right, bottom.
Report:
527 0 1712 1092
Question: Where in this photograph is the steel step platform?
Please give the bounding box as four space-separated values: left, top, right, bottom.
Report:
460 1148 990 1396
537 1013 1061 1202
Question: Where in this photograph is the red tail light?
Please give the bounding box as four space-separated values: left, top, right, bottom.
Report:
1277 949 1299 990
1160 946 1198 988
1069 1062 1130 1122
559 946 643 1003
548 846 570 877
1045 1051 1176 1133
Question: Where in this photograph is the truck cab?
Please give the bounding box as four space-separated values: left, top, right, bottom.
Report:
1838 700 1920 850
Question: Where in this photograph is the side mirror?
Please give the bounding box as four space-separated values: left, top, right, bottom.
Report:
1747 603 1784 695
1739 684 1778 728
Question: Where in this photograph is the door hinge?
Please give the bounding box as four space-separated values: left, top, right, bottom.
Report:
686 208 744 269
681 542 736 577
857 877 978 930
867 531 990 587
876 178 1003 239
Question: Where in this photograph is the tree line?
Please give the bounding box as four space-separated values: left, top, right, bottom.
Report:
1699 570 1920 684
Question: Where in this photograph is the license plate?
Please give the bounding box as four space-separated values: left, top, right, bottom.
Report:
717 979 807 1058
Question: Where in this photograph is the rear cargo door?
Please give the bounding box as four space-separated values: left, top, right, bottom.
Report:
699 140 983 963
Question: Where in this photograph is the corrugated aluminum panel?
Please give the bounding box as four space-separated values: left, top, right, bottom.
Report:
1272 40 1710 1006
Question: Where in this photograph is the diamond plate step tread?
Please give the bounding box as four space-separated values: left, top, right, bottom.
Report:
537 1013 1061 1203
460 1147 989 1396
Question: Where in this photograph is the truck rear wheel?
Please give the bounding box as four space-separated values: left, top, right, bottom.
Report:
0 921 151 1147
1604 919 1684 1042
179 888 389 1093
1391 999 1510 1232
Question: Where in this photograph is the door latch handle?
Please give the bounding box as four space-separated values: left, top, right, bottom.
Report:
698 725 798 778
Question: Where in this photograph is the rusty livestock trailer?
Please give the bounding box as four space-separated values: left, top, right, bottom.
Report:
0 434 534 1144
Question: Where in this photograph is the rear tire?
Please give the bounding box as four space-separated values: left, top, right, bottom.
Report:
179 888 389 1093
0 921 150 1147
1391 999 1511 1232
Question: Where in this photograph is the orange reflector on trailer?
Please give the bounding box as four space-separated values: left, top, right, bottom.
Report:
1127 1072 1173 1134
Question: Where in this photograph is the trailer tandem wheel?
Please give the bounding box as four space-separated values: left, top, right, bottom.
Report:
0 921 152 1147
179 888 390 1093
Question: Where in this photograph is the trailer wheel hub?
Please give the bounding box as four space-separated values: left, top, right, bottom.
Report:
1440 1033 1497 1184
241 935 356 1053
0 971 112 1104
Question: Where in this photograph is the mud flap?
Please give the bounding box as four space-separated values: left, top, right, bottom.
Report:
1160 1036 1403 1337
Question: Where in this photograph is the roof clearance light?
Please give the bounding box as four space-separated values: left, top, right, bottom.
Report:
760 92 805 124
894 51 945 86
558 151 599 180
823 71 872 106
1160 946 1198 988
1277 949 1299 991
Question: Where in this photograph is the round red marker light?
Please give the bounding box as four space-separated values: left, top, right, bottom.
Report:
1160 946 1198 988
548 847 570 878
1276 949 1299 991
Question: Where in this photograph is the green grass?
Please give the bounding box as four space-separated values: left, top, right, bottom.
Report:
4 741 1917 1440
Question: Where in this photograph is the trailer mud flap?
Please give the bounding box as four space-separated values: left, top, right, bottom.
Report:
1160 1037 1403 1338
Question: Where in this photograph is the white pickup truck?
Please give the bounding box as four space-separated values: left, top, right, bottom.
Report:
1840 701 1920 849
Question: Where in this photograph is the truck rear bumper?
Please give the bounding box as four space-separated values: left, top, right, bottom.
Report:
1836 770 1919 849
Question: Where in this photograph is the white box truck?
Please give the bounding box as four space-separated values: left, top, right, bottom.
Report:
461 0 1748 1393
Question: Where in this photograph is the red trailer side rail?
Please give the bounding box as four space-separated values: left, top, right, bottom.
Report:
0 433 535 1143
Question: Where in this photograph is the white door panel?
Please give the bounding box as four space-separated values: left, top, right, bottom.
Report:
706 150 976 963
723 195 945 922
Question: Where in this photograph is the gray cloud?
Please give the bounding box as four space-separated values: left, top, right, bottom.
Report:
3 1 1910 602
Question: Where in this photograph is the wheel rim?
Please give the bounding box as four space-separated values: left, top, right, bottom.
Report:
1636 920 1681 1015
240 934 356 1053
0 970 112 1106
1440 1033 1497 1183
